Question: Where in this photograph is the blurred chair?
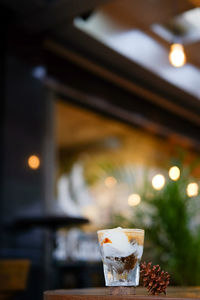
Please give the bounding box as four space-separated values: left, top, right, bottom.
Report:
0 259 31 300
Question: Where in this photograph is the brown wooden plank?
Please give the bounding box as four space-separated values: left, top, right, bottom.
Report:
44 287 200 300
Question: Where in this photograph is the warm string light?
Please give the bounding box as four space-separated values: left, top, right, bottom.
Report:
152 174 165 190
28 155 40 170
186 182 199 197
104 176 117 188
169 166 180 181
104 167 199 201
169 43 186 67
128 194 141 206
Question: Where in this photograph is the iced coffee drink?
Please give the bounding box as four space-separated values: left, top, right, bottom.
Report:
97 227 144 286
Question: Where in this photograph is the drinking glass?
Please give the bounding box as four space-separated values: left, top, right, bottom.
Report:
97 227 144 286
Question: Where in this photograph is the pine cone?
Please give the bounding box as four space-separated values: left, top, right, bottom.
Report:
140 262 170 295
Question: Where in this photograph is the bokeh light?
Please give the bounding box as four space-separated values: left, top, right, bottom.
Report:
186 182 198 197
169 43 186 67
152 174 165 190
169 166 180 181
128 194 141 206
104 176 117 188
28 155 40 170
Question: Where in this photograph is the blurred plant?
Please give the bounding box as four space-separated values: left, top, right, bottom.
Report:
58 145 200 285
112 159 200 286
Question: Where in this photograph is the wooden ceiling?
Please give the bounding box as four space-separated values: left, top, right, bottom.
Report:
99 0 193 29
1 0 196 30
3 0 199 79
97 0 200 68
2 0 200 146
55 100 126 148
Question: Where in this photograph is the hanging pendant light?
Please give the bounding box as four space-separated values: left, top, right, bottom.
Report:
169 43 186 67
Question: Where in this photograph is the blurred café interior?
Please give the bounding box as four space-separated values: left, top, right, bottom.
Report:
1 0 200 299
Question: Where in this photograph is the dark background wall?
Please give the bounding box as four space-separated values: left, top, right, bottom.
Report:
2 57 46 221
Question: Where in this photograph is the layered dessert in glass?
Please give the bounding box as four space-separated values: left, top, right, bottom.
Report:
97 227 144 286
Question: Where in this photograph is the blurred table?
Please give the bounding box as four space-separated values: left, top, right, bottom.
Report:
12 215 89 290
13 215 89 229
44 287 200 300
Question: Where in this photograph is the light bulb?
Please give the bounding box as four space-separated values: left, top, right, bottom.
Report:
169 166 180 181
128 194 141 206
186 182 198 197
169 43 186 67
152 174 165 190
104 176 117 188
28 155 40 170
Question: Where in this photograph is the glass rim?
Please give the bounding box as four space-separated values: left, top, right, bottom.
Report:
97 228 144 234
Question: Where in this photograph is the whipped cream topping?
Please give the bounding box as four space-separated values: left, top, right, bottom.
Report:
100 227 142 258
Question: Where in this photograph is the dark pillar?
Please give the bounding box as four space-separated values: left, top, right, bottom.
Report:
1 55 52 300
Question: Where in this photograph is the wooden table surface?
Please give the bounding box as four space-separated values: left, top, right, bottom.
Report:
44 287 200 300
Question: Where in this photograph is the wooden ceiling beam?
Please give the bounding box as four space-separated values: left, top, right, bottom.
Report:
45 39 200 127
44 52 200 150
